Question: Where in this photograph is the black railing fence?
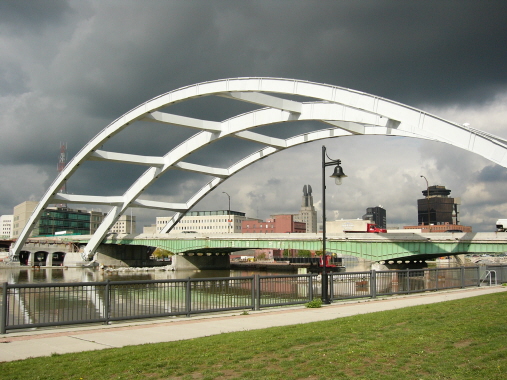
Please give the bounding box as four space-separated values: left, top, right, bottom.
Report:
0 265 501 333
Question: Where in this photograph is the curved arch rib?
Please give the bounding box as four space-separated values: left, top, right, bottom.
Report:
10 77 507 260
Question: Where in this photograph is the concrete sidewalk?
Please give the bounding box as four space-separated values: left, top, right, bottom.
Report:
1 286 506 362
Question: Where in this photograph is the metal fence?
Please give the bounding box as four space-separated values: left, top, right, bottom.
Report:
0 265 501 334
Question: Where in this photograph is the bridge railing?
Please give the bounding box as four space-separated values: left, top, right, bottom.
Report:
0 266 497 334
328 267 481 301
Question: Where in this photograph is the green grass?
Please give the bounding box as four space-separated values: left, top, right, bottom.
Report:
2 292 507 379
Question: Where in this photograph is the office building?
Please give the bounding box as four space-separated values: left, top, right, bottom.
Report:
109 214 136 234
402 185 471 232
242 214 306 233
0 215 13 238
418 185 460 226
362 206 386 229
12 201 38 238
11 201 136 237
157 210 247 234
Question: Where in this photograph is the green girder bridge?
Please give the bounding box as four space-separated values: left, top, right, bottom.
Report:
84 232 507 262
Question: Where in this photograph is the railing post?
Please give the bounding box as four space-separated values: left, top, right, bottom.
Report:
186 278 192 317
254 275 260 311
371 270 377 299
104 280 110 325
1 283 8 334
406 268 410 293
461 266 465 288
309 274 314 301
476 267 481 287
329 273 334 301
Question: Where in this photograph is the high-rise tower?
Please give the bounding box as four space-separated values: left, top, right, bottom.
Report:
417 185 460 226
295 184 317 233
362 206 387 229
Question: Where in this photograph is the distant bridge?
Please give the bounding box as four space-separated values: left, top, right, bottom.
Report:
7 232 507 269
81 231 507 262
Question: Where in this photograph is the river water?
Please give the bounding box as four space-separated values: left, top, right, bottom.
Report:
0 257 374 285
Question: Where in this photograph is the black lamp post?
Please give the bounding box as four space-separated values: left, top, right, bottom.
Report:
322 145 347 304
222 191 231 233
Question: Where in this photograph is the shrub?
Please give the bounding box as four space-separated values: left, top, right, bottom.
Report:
305 298 323 308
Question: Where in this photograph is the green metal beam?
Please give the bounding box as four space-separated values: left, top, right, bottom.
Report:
92 234 507 262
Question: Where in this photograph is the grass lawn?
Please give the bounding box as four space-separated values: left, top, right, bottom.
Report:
1 292 506 379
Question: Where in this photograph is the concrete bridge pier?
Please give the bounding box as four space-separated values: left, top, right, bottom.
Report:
94 245 231 270
375 261 428 270
94 244 156 267
172 254 231 271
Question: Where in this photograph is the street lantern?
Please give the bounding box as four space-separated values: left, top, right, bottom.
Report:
321 145 347 304
222 191 231 233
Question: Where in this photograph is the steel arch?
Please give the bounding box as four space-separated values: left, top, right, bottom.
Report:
11 77 507 260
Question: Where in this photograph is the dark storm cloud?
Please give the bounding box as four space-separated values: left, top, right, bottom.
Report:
0 0 72 34
477 165 507 183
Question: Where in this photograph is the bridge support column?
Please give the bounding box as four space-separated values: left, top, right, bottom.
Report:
46 252 53 267
95 244 155 267
173 254 230 271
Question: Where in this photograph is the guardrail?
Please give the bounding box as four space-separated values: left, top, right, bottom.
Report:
0 266 496 334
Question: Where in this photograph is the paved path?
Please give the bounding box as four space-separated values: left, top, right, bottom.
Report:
1 286 506 362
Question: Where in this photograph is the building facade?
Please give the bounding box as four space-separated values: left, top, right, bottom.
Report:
242 214 306 233
37 207 92 236
362 206 387 229
109 214 136 234
0 215 13 238
326 219 371 233
157 210 246 234
418 185 460 226
12 201 38 238
12 201 136 237
404 223 472 233
294 184 317 233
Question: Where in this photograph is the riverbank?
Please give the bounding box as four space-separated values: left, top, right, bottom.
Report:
1 286 506 379
230 261 345 272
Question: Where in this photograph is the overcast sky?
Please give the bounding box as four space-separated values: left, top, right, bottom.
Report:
1 0 507 233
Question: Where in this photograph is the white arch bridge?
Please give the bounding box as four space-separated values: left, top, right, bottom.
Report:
11 77 507 261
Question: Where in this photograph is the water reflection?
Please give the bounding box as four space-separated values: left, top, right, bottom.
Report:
0 257 411 285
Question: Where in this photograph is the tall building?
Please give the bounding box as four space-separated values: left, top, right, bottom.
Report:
294 184 317 233
157 210 247 234
12 201 38 238
362 206 386 229
418 185 460 226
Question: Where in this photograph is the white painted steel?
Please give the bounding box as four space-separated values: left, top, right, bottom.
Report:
10 77 507 260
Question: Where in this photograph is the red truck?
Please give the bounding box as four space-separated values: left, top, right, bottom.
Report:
366 223 387 233
345 223 387 233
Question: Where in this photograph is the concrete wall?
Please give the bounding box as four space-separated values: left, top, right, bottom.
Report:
172 254 230 270
95 244 154 267
327 219 369 233
94 248 230 270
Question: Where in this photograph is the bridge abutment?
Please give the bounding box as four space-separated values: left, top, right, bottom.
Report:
95 244 157 267
172 254 231 271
